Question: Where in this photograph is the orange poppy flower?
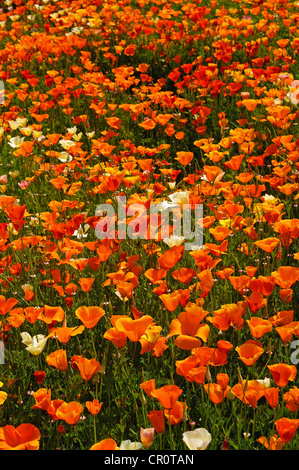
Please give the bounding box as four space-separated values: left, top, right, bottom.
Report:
204 382 231 404
151 385 183 410
0 295 18 316
268 364 297 388
164 401 187 425
56 401 84 425
38 305 65 325
147 410 165 434
246 317 272 339
271 266 299 289
85 399 103 416
159 291 182 312
31 388 52 411
46 349 68 372
78 277 94 292
185 365 207 385
174 335 202 350
75 306 105 329
269 310 294 326
255 237 280 253
144 268 167 284
47 325 85 343
175 355 200 378
90 439 118 450
169 308 209 341
279 288 293 304
0 423 41 450
264 387 279 408
231 380 266 407
235 339 264 366
275 324 295 343
171 267 196 284
175 151 194 166
158 245 184 270
47 399 65 421
209 226 232 242
275 417 299 443
140 379 156 397
72 356 101 381
103 327 127 348
257 435 285 450
283 386 299 413
243 292 267 313
114 315 153 342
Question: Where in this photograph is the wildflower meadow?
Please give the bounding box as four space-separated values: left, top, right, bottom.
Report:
0 0 298 452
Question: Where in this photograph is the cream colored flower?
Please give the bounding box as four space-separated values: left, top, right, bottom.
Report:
118 440 143 450
169 190 189 206
20 332 47 356
182 428 212 450
163 235 185 247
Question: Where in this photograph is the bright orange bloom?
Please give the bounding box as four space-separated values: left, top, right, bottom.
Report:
147 410 165 434
47 325 85 343
72 356 101 381
140 379 156 397
75 306 105 329
47 399 65 421
158 245 184 270
151 385 183 410
255 237 280 253
0 424 40 450
275 417 299 443
90 439 118 450
164 401 187 425
144 268 167 284
0 295 18 316
85 399 103 416
257 435 285 450
243 292 267 313
56 401 84 425
169 307 209 341
284 387 299 413
246 317 272 339
103 327 127 348
209 226 232 242
31 388 51 411
264 387 279 408
46 349 68 372
171 267 196 284
268 364 297 388
38 305 65 324
114 315 153 342
231 380 266 407
271 266 299 289
78 277 94 292
204 382 231 404
185 365 207 385
159 291 182 312
175 151 193 166
279 288 293 304
235 340 264 366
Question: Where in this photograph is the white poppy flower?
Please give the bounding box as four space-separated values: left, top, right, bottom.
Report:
119 440 143 450
163 235 185 247
20 332 47 356
169 191 189 206
182 428 212 450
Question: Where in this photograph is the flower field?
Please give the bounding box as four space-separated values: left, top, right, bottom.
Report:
0 0 299 452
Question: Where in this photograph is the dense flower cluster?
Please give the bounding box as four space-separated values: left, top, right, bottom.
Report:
0 0 298 451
